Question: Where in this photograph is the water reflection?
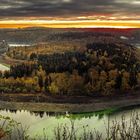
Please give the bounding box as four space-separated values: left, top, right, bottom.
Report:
0 109 108 120
0 105 140 138
1 104 140 119
0 106 140 137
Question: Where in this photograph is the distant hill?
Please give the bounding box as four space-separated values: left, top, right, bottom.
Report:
0 27 139 44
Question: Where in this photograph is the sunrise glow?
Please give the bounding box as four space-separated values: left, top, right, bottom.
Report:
0 20 140 29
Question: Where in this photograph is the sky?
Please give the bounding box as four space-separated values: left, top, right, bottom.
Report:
0 0 140 28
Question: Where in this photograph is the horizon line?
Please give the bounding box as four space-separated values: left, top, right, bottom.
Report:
0 20 140 29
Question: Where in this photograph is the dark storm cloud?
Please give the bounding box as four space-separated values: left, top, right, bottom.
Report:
0 0 139 18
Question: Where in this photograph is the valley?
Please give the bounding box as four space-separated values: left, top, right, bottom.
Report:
0 28 140 140
0 0 140 139
0 28 140 97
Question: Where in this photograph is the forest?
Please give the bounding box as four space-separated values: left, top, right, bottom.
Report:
0 37 140 96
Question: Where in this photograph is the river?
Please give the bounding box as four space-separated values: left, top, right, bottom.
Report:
0 106 140 139
0 64 9 71
135 43 140 48
8 43 32 47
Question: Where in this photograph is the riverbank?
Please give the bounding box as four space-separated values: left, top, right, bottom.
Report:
0 93 140 113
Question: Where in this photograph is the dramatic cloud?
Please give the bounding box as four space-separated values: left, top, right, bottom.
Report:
0 0 139 20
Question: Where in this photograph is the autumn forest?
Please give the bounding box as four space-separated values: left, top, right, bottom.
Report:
0 29 140 97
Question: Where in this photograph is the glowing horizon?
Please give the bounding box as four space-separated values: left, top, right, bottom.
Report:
0 20 140 29
0 0 139 29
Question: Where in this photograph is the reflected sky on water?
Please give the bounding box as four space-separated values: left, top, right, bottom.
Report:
0 105 140 138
